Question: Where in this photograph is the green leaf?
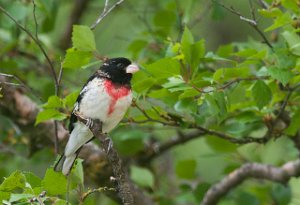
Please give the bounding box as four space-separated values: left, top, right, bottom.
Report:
265 12 291 32
258 8 282 18
251 80 272 109
70 159 84 186
53 199 69 205
35 109 67 125
271 184 291 205
9 193 34 203
24 172 41 188
236 192 260 205
43 95 63 109
282 0 299 13
175 159 197 179
113 130 146 156
179 89 199 99
42 168 67 195
0 171 26 192
204 92 227 121
174 98 197 113
72 25 96 51
0 191 10 202
285 109 300 135
181 27 205 70
181 26 194 64
64 90 80 108
267 67 294 85
145 58 180 78
194 183 211 202
63 48 92 69
130 166 154 188
131 68 156 93
282 31 300 56
213 67 250 82
205 136 238 153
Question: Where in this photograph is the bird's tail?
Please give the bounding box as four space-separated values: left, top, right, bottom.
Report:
53 154 77 175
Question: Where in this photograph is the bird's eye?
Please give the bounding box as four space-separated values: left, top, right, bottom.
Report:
117 63 123 68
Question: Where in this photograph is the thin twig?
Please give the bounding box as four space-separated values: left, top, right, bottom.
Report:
195 125 269 144
0 6 58 91
81 187 116 202
201 159 300 205
257 0 269 9
0 73 42 101
212 0 273 49
276 83 300 120
32 0 39 40
90 0 126 30
132 102 178 126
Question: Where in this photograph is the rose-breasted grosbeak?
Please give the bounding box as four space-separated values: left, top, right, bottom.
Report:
54 57 139 175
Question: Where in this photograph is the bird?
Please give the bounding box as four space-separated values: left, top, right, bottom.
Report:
54 57 139 175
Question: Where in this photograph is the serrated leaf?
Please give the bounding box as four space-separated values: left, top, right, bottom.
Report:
285 109 300 135
267 66 294 85
9 193 34 202
130 166 154 188
145 58 180 78
205 136 237 153
179 89 199 99
175 159 196 179
194 183 211 202
113 130 146 156
63 48 92 69
64 90 80 108
282 31 300 56
0 191 10 202
271 184 291 205
0 171 26 192
72 25 96 51
132 78 156 93
265 12 291 32
258 8 282 18
70 159 84 186
213 67 250 82
43 95 63 109
24 172 41 188
42 168 67 195
35 109 67 125
252 80 272 109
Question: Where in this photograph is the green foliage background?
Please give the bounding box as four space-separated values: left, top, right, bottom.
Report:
1 0 300 204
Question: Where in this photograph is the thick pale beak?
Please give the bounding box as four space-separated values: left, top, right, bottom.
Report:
126 64 139 74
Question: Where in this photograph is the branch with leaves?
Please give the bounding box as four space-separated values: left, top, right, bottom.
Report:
201 159 300 205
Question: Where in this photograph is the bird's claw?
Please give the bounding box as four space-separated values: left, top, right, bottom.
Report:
85 118 93 128
105 137 113 153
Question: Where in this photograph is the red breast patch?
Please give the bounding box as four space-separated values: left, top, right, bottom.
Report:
104 80 131 115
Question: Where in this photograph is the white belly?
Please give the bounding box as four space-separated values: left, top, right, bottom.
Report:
77 78 132 133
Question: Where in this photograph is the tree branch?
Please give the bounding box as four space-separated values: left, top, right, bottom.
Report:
137 130 205 164
212 0 273 49
74 113 134 205
201 159 300 205
90 0 126 30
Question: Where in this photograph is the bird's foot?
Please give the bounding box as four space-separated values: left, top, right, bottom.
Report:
85 118 93 129
105 137 113 153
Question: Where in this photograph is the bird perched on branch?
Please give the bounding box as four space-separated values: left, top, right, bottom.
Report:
54 57 139 175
